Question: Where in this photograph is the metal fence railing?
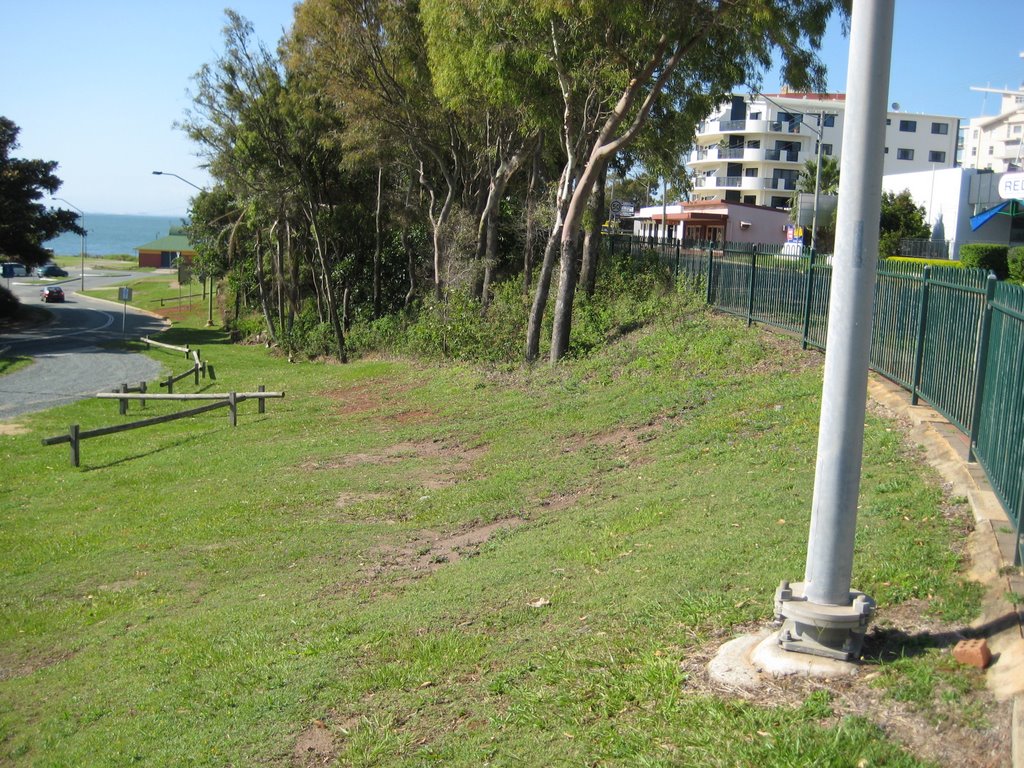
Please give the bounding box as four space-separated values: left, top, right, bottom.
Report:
606 234 1024 565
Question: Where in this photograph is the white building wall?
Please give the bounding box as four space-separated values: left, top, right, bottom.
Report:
880 168 1015 260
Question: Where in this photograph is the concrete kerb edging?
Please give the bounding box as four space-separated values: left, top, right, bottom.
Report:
867 374 1024 765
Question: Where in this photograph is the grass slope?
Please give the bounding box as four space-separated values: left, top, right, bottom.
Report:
0 292 995 766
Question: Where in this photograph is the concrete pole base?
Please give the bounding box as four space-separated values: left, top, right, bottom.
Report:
774 580 875 661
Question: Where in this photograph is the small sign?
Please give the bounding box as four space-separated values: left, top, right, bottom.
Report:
998 172 1024 200
118 287 133 302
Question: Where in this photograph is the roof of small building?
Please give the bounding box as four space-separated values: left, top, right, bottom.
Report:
136 234 195 253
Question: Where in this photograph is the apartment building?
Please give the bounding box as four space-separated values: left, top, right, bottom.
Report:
960 87 1024 172
688 92 959 209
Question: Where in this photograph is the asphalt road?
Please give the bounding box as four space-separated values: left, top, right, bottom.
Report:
0 267 170 420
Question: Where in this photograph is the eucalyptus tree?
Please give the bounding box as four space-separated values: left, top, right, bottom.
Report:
292 0 469 301
540 0 847 362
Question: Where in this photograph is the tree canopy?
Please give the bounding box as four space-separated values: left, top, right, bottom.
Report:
183 2 848 362
0 117 84 265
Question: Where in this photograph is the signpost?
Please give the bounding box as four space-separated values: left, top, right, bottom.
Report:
118 287 133 337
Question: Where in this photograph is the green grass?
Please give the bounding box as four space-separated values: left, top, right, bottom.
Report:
0 291 987 766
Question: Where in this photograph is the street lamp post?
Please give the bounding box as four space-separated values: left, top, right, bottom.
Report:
151 170 204 191
752 92 832 252
151 171 213 326
52 197 86 292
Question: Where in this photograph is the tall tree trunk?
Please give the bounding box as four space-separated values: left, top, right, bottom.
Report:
373 166 383 318
580 162 607 298
522 137 543 294
525 224 563 363
253 230 278 343
550 228 581 363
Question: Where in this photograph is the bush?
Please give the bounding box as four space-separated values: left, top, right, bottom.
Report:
1009 246 1024 284
0 285 19 319
959 243 1009 279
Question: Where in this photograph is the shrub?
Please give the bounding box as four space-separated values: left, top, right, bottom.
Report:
1009 246 1024 284
959 243 1009 279
0 285 19 319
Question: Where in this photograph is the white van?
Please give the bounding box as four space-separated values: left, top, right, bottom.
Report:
2 262 29 277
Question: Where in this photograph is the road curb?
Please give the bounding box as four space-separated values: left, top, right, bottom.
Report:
867 374 1024 767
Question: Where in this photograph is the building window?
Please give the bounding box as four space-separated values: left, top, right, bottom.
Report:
931 122 949 135
749 112 761 120
823 114 836 127
746 139 761 148
928 150 946 163
972 147 977 156
897 148 915 160
744 167 758 177
899 120 917 132
821 143 833 156
886 118 891 126
884 147 889 154
989 146 994 155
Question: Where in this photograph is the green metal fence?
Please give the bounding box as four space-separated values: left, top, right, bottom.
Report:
607 234 1024 564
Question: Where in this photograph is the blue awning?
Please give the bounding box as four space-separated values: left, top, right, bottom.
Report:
970 199 1024 231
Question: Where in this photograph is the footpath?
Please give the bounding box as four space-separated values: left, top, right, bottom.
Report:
867 374 1024 767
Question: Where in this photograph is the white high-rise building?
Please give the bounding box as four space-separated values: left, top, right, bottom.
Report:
687 92 960 209
960 86 1024 172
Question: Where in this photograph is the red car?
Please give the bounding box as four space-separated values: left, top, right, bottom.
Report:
41 286 65 303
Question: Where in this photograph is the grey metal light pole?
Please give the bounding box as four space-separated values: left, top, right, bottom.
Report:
52 197 86 292
151 170 204 191
151 171 213 326
775 0 895 660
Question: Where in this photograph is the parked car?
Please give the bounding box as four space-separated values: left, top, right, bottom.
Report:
41 286 65 303
2 262 29 277
35 264 69 278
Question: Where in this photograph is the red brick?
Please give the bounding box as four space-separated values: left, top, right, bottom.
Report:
952 638 991 669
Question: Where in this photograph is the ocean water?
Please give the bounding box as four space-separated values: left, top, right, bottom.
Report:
44 213 188 257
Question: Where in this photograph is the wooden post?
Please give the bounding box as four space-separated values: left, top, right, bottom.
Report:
258 385 266 414
140 381 147 409
119 383 128 416
166 375 174 395
194 363 200 386
228 392 237 426
70 424 80 467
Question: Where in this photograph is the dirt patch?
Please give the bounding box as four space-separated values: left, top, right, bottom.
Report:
292 718 337 767
0 423 29 436
319 379 416 417
0 649 75 682
306 439 488 493
749 328 824 375
363 517 526 577
563 420 668 468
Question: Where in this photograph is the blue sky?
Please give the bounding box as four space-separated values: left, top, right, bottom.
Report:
3 1 1022 216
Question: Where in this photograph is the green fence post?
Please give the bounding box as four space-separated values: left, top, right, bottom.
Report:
69 424 80 468
674 239 681 283
1015 470 1024 567
909 266 931 405
801 249 817 349
746 244 757 327
705 243 714 306
967 273 998 462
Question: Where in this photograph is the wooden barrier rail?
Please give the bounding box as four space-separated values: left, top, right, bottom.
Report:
43 388 285 467
141 336 190 357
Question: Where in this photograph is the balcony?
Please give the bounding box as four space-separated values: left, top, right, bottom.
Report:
691 176 800 192
688 146 806 167
696 118 800 140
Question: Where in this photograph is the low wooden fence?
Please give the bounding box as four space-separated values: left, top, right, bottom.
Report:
141 336 215 394
41 388 284 467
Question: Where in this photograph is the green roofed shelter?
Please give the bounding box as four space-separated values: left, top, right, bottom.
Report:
135 228 196 269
